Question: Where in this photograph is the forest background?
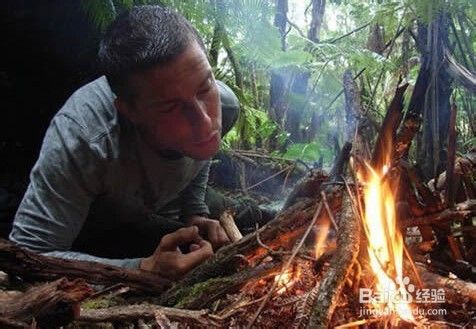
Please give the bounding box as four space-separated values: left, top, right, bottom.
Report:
0 0 475 231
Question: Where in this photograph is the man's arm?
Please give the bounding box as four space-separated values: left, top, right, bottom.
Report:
9 114 143 268
180 161 230 249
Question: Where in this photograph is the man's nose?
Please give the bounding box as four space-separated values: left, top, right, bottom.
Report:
185 98 213 130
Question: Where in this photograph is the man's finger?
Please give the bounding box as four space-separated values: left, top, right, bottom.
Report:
180 240 214 270
159 226 202 251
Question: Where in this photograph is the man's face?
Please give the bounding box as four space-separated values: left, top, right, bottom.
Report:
118 41 221 160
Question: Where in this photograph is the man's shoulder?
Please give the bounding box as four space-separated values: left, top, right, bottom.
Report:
56 76 122 143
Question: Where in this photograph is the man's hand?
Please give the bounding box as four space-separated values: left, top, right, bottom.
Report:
187 215 230 250
139 226 213 278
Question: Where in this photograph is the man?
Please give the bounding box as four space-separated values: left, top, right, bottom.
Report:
9 5 240 279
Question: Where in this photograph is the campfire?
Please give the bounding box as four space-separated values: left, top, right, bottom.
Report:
1 69 475 328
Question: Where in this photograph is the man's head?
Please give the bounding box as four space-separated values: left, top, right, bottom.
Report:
99 6 221 160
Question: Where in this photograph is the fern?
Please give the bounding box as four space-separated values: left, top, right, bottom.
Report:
293 283 321 329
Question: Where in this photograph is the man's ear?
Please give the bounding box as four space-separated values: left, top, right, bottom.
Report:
114 98 140 124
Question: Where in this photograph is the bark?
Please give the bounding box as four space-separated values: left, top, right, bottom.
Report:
0 239 171 294
445 48 476 94
79 304 215 326
307 192 360 328
308 0 326 43
343 70 370 163
371 83 408 168
417 13 453 179
0 278 92 328
402 199 476 228
274 0 288 51
166 261 280 310
219 210 243 242
417 264 476 305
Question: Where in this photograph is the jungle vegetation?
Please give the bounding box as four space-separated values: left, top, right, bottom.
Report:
81 0 476 179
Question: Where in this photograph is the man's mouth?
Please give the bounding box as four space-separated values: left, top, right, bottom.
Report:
193 131 219 146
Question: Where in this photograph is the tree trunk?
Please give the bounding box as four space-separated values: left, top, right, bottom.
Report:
416 13 453 179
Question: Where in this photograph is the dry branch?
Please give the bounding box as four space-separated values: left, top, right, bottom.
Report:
79 304 216 326
403 199 476 228
219 210 243 242
417 264 476 305
0 278 91 328
0 239 171 294
307 192 361 328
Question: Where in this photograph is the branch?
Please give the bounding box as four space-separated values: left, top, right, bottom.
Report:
0 239 171 294
445 48 476 94
402 199 476 228
79 304 216 326
1 278 92 327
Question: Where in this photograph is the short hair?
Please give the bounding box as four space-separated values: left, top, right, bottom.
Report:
98 5 206 101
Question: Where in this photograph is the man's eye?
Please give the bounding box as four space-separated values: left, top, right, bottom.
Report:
158 103 178 113
198 86 212 95
198 79 213 94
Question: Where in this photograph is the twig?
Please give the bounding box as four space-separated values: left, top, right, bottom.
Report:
403 244 423 288
322 69 365 113
445 100 458 208
83 283 129 302
209 296 266 321
322 22 371 44
246 201 324 328
334 318 383 328
245 165 294 191
321 191 338 230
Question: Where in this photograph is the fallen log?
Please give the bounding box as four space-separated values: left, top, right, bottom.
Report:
0 239 171 294
0 278 92 328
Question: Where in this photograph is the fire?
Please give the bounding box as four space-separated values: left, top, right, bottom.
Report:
274 267 301 294
360 162 415 322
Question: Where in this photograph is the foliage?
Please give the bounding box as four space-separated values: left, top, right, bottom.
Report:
81 0 476 167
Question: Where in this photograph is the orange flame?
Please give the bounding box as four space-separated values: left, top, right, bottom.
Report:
360 162 414 322
274 267 301 294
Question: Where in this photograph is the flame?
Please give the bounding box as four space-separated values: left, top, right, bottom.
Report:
314 221 330 259
360 162 415 322
274 267 301 294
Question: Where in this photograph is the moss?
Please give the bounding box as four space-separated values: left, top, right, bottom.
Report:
173 277 225 308
81 296 123 309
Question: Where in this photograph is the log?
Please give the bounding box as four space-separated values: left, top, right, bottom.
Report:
0 278 92 328
417 264 476 305
402 199 476 228
307 192 361 328
79 304 216 326
0 239 171 294
282 170 328 210
164 260 280 310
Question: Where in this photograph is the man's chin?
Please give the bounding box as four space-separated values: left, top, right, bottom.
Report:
185 136 221 160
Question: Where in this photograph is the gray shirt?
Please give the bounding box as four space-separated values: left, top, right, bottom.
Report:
9 76 210 269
